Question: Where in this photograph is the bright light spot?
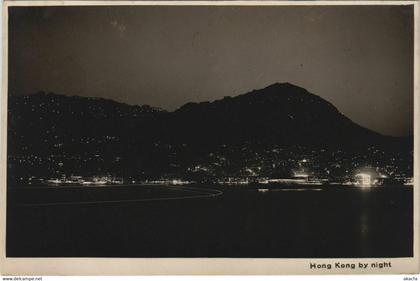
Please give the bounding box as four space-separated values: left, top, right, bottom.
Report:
294 172 309 178
354 173 372 187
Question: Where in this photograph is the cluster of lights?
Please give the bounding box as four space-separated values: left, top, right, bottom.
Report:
353 172 381 188
354 173 372 187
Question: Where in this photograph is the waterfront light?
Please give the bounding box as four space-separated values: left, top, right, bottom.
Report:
293 171 309 178
354 173 372 187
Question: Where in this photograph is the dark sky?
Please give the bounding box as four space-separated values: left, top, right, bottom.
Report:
8 5 414 136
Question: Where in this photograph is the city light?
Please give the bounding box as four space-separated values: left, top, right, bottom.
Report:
294 172 309 178
354 173 373 188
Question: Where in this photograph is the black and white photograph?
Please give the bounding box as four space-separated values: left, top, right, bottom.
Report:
1 1 418 275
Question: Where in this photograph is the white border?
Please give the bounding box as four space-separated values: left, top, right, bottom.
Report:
0 1 418 276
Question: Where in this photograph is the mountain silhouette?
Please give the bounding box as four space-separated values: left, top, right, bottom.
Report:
8 83 405 151
7 83 412 182
169 82 386 146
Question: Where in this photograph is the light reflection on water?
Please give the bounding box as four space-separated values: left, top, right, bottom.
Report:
7 184 412 257
359 190 372 256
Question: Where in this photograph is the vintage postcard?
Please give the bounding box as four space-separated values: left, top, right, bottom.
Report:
0 0 418 275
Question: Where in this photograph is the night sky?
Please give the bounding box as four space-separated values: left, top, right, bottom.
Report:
8 5 414 137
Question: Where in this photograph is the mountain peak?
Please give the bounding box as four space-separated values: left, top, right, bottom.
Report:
240 82 321 105
265 82 299 89
261 82 307 92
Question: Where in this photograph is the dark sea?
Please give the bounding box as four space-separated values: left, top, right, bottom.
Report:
6 184 413 258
